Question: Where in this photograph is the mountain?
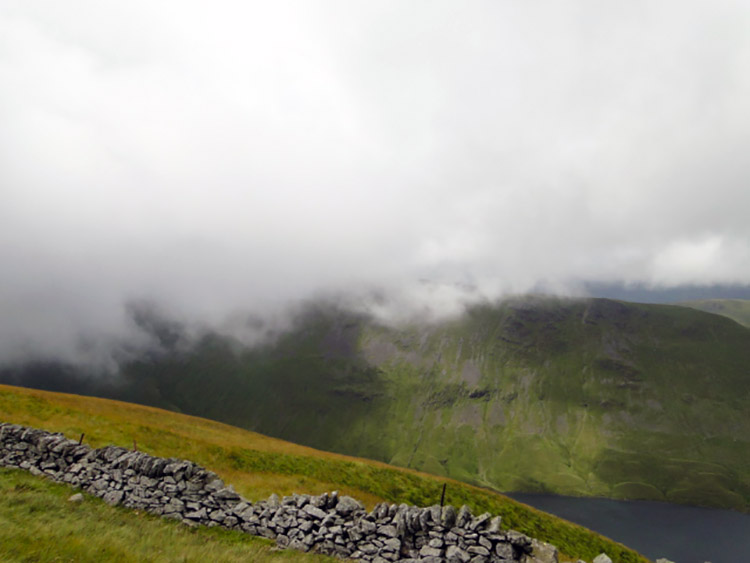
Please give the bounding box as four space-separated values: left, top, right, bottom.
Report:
678 299 750 328
582 282 750 304
0 383 647 562
3 297 750 512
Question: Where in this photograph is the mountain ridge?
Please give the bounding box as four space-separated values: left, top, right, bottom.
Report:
3 296 749 512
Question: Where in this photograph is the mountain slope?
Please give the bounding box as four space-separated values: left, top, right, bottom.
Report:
0 383 646 563
4 297 750 512
678 298 750 327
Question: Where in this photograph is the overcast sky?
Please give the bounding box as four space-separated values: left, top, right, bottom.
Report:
1 1 749 365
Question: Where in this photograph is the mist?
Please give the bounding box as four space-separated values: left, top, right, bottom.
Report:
2 1 750 366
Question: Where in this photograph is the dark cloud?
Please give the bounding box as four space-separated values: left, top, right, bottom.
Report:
1 1 749 364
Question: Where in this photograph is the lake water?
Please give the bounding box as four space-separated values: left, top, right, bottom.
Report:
506 493 750 563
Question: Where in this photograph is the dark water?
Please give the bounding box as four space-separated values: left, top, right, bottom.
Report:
506 493 750 563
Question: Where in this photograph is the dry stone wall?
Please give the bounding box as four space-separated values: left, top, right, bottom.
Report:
0 422 569 562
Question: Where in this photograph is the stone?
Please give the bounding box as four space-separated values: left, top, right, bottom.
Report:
303 504 327 519
2 421 576 563
487 515 502 533
103 490 124 506
469 512 492 531
289 539 309 552
379 525 398 538
528 538 559 563
456 505 473 527
382 537 401 550
468 545 490 556
446 545 471 563
441 505 457 528
420 545 443 557
335 495 362 516
184 507 208 520
593 555 613 563
214 486 240 502
360 519 377 534
68 493 84 503
209 509 226 521
495 542 514 559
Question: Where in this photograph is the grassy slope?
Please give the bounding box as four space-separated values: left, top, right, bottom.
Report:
106 298 750 512
0 467 332 563
678 299 750 328
0 383 647 563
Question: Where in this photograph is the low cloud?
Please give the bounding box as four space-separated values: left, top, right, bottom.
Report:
1 1 749 365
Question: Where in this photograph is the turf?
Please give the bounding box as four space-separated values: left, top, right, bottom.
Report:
0 383 647 563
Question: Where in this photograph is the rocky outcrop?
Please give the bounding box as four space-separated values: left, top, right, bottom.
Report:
0 421 576 562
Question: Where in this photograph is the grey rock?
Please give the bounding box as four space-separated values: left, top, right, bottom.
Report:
335 495 363 516
470 512 492 531
420 545 443 557
184 507 208 520
289 538 309 552
446 545 471 562
495 542 514 559
214 486 240 502
441 505 457 528
361 519 377 534
68 493 84 503
379 524 398 538
593 555 613 563
102 490 124 506
382 537 401 550
456 505 473 527
528 538 559 563
303 504 327 519
209 509 226 521
487 515 502 534
468 545 490 556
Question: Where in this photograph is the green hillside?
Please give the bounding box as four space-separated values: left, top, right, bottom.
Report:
679 298 750 327
0 467 333 563
0 384 646 563
4 297 750 513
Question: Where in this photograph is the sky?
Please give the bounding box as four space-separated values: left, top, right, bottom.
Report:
1 1 750 366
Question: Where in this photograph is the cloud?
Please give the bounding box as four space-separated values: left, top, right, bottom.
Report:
1 0 749 364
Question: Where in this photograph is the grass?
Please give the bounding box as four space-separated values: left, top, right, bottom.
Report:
0 383 648 563
0 467 335 563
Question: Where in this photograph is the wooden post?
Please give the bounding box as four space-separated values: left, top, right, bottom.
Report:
78 433 85 445
133 439 137 452
440 483 447 507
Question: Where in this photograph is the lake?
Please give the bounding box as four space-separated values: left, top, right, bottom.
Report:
506 493 750 563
